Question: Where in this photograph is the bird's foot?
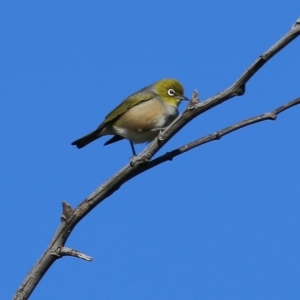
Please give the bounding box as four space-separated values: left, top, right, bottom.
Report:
130 153 151 166
150 127 166 141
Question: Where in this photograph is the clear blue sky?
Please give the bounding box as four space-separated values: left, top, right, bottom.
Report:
1 1 300 299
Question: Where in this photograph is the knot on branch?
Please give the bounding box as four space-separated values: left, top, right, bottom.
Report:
233 84 246 96
61 201 74 221
292 18 300 29
187 90 200 109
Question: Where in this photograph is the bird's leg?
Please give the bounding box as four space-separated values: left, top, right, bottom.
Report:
129 141 152 166
129 141 137 156
129 127 169 166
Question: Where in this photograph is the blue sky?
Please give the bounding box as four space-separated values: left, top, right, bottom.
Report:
1 1 300 299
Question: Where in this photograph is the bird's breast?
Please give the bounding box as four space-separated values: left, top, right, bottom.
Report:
112 98 178 143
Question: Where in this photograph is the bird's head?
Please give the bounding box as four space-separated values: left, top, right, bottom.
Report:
153 79 188 107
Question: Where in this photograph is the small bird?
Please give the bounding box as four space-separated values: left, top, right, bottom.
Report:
71 78 188 156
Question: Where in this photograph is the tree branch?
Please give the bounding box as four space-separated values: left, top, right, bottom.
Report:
129 95 300 176
132 17 300 164
13 18 300 300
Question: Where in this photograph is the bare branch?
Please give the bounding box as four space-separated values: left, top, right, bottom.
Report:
13 19 300 300
133 21 300 164
130 96 300 174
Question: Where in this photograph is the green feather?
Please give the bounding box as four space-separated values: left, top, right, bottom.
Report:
103 90 156 124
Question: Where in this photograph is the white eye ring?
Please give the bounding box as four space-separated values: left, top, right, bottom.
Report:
168 89 176 96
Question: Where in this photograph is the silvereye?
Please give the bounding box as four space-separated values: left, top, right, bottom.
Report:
71 78 188 156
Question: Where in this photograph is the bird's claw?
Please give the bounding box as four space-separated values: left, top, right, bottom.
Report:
130 154 151 166
150 127 166 141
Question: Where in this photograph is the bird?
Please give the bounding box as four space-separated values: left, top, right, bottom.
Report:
71 78 188 156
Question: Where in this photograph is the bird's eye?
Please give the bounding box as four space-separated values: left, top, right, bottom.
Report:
167 89 176 96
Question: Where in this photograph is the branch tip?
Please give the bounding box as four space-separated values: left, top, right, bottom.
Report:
57 247 93 262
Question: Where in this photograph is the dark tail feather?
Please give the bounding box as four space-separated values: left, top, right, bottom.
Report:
71 131 101 149
104 135 124 146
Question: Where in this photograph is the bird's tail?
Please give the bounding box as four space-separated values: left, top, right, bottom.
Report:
71 130 101 149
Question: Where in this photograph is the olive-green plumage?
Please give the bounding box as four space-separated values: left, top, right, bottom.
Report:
71 78 188 155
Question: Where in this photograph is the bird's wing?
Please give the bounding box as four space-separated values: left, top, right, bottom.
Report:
102 90 157 125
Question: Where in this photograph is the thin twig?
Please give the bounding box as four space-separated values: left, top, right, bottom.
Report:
55 247 93 262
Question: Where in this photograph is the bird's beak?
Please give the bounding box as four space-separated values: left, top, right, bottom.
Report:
177 95 189 101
